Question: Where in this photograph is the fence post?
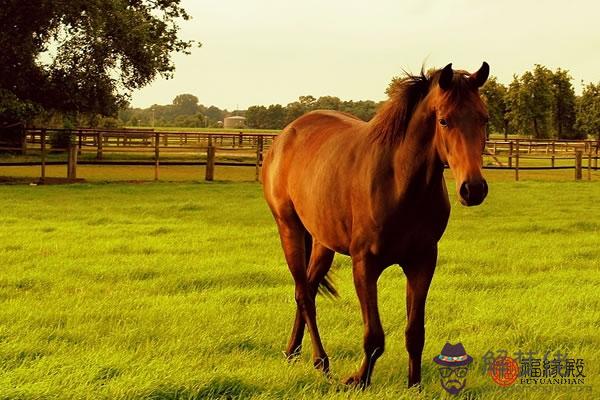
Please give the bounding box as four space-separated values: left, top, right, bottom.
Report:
20 125 27 155
78 129 83 155
96 131 103 160
551 142 555 168
514 141 519 181
255 136 264 182
205 136 215 181
67 139 78 180
588 151 592 181
575 150 582 180
594 139 600 170
154 132 160 181
508 141 513 168
40 128 47 183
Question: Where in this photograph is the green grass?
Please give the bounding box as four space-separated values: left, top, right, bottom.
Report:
3 162 600 184
0 179 599 399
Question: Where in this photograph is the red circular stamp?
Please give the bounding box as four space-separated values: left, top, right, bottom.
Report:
489 356 519 386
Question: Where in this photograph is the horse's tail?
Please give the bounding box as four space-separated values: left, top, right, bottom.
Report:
305 232 339 298
318 272 339 298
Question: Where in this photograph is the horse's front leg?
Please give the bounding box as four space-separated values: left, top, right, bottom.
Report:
345 254 385 388
403 246 437 388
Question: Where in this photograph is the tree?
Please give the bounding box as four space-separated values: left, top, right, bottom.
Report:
576 82 600 139
313 96 341 110
284 101 307 126
266 104 285 129
549 69 578 138
299 95 316 110
245 105 268 129
0 1 197 125
340 100 378 122
506 65 554 138
481 77 509 138
172 94 199 116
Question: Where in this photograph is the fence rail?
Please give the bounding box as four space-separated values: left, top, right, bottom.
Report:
0 128 599 182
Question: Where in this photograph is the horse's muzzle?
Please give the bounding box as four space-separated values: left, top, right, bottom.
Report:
459 179 488 206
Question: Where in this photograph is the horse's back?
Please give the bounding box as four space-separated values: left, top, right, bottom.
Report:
263 109 366 193
262 110 367 248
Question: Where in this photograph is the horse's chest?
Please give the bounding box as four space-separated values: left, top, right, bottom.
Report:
370 199 450 262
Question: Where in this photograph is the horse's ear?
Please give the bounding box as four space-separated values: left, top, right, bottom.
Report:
470 62 490 88
439 63 453 91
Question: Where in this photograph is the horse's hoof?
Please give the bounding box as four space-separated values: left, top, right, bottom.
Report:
313 357 330 373
283 349 301 362
343 374 368 389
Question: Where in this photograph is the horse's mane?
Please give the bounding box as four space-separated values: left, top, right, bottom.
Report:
370 67 472 144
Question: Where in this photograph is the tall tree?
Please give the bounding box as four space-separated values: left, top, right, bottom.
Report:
284 101 307 126
549 69 577 138
245 105 268 129
0 1 196 124
313 96 341 110
506 65 554 138
481 77 509 138
576 82 600 139
172 94 199 116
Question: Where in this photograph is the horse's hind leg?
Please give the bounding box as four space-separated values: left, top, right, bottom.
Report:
285 233 312 359
276 215 329 372
286 237 335 364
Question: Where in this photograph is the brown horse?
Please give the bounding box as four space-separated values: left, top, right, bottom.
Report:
262 62 489 387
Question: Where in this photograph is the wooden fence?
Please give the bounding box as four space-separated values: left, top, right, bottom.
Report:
0 128 599 182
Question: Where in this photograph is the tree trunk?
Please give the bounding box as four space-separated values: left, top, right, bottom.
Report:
533 118 540 138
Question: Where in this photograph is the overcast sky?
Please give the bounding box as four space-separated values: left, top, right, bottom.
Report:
130 0 600 110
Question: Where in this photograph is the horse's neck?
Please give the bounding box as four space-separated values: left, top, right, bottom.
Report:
391 113 444 194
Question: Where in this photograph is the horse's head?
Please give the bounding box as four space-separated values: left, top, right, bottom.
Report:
431 62 489 206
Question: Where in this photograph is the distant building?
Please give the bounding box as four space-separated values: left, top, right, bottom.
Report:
223 116 246 129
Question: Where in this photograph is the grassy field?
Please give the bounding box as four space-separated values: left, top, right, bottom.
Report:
0 178 599 399
2 162 600 184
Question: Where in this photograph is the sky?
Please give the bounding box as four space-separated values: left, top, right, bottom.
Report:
130 0 600 110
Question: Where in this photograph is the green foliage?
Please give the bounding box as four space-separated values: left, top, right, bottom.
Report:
172 94 200 116
576 82 600 139
549 69 579 138
481 77 509 136
245 96 377 129
0 89 42 124
0 1 196 124
506 66 554 138
500 66 581 139
99 117 122 129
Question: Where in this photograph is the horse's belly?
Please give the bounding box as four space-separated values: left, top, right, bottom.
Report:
294 197 352 254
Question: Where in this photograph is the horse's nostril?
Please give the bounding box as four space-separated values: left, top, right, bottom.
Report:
459 182 469 200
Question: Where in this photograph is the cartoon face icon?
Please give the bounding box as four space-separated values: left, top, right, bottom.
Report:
433 342 473 395
438 365 469 395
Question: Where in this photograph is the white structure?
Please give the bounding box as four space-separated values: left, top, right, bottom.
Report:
223 116 246 129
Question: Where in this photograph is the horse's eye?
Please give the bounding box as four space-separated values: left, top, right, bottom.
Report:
439 118 448 127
